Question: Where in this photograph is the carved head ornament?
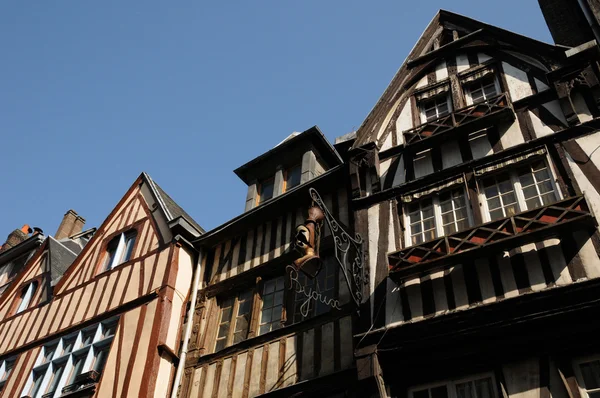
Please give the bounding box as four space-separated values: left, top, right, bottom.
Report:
292 206 324 278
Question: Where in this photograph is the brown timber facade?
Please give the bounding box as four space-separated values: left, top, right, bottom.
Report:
178 127 357 398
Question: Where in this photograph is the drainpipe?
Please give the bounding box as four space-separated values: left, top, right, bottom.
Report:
170 247 203 398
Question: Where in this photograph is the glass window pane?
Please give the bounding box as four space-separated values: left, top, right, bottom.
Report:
285 165 302 190
475 378 494 398
522 186 538 200
93 346 109 373
414 390 429 398
526 198 542 210
259 180 274 204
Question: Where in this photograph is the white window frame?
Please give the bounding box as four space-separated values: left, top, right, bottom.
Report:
478 157 561 223
21 318 118 398
258 276 285 336
465 76 501 105
102 231 136 272
403 188 473 248
574 355 600 398
0 356 16 393
16 281 38 314
409 372 498 398
419 94 452 124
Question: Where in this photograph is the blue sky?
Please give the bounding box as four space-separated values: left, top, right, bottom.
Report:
0 1 552 237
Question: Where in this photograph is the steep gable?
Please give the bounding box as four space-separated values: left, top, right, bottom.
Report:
353 10 563 150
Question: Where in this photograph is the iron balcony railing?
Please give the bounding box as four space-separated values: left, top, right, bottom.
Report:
60 370 100 396
403 93 513 147
389 195 596 279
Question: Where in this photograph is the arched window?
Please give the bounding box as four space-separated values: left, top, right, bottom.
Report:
102 230 137 272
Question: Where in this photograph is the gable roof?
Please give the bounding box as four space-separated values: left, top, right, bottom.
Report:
143 172 205 234
47 236 79 285
352 9 564 149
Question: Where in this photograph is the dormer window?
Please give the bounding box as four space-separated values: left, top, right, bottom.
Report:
15 281 38 314
284 164 302 192
420 94 451 123
257 178 275 205
465 74 499 105
102 230 137 272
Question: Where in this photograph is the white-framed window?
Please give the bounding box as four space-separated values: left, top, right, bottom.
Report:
574 357 600 398
102 230 137 272
16 281 38 314
258 276 285 335
479 159 559 222
404 188 472 247
0 356 16 393
22 318 118 398
420 94 452 123
410 374 497 398
465 75 500 105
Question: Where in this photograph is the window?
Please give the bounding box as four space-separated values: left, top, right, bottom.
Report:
22 318 118 398
257 178 275 205
102 230 137 272
259 276 285 335
465 75 499 105
284 164 302 192
576 359 600 398
407 198 436 245
293 258 337 323
411 375 496 398
405 188 471 246
215 290 253 351
414 149 434 179
420 95 451 123
16 281 38 314
479 160 558 221
0 357 15 393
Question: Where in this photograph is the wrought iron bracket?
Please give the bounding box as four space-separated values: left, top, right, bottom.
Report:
309 188 366 309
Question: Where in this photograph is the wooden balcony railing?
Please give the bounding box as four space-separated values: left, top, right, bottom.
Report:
403 93 513 147
389 195 596 278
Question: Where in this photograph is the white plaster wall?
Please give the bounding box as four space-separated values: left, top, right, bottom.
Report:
416 75 429 89
503 62 533 101
477 52 491 63
392 155 406 187
385 279 404 327
380 131 394 152
573 92 593 122
505 51 549 71
441 140 462 168
435 60 448 81
456 53 470 72
542 100 567 125
380 158 392 181
470 130 493 159
367 204 380 320
499 119 525 149
529 111 555 138
395 101 412 145
376 101 399 143
414 150 434 179
534 78 550 92
565 149 600 231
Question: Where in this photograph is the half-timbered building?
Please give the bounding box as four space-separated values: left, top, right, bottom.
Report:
175 127 358 398
349 7 600 398
0 172 203 398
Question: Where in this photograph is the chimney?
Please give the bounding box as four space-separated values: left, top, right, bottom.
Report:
0 225 33 254
55 210 86 240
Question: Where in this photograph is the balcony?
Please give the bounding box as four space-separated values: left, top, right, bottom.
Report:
60 370 100 397
403 93 514 149
389 195 596 279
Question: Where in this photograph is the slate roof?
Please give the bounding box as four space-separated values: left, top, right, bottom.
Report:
143 173 205 234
